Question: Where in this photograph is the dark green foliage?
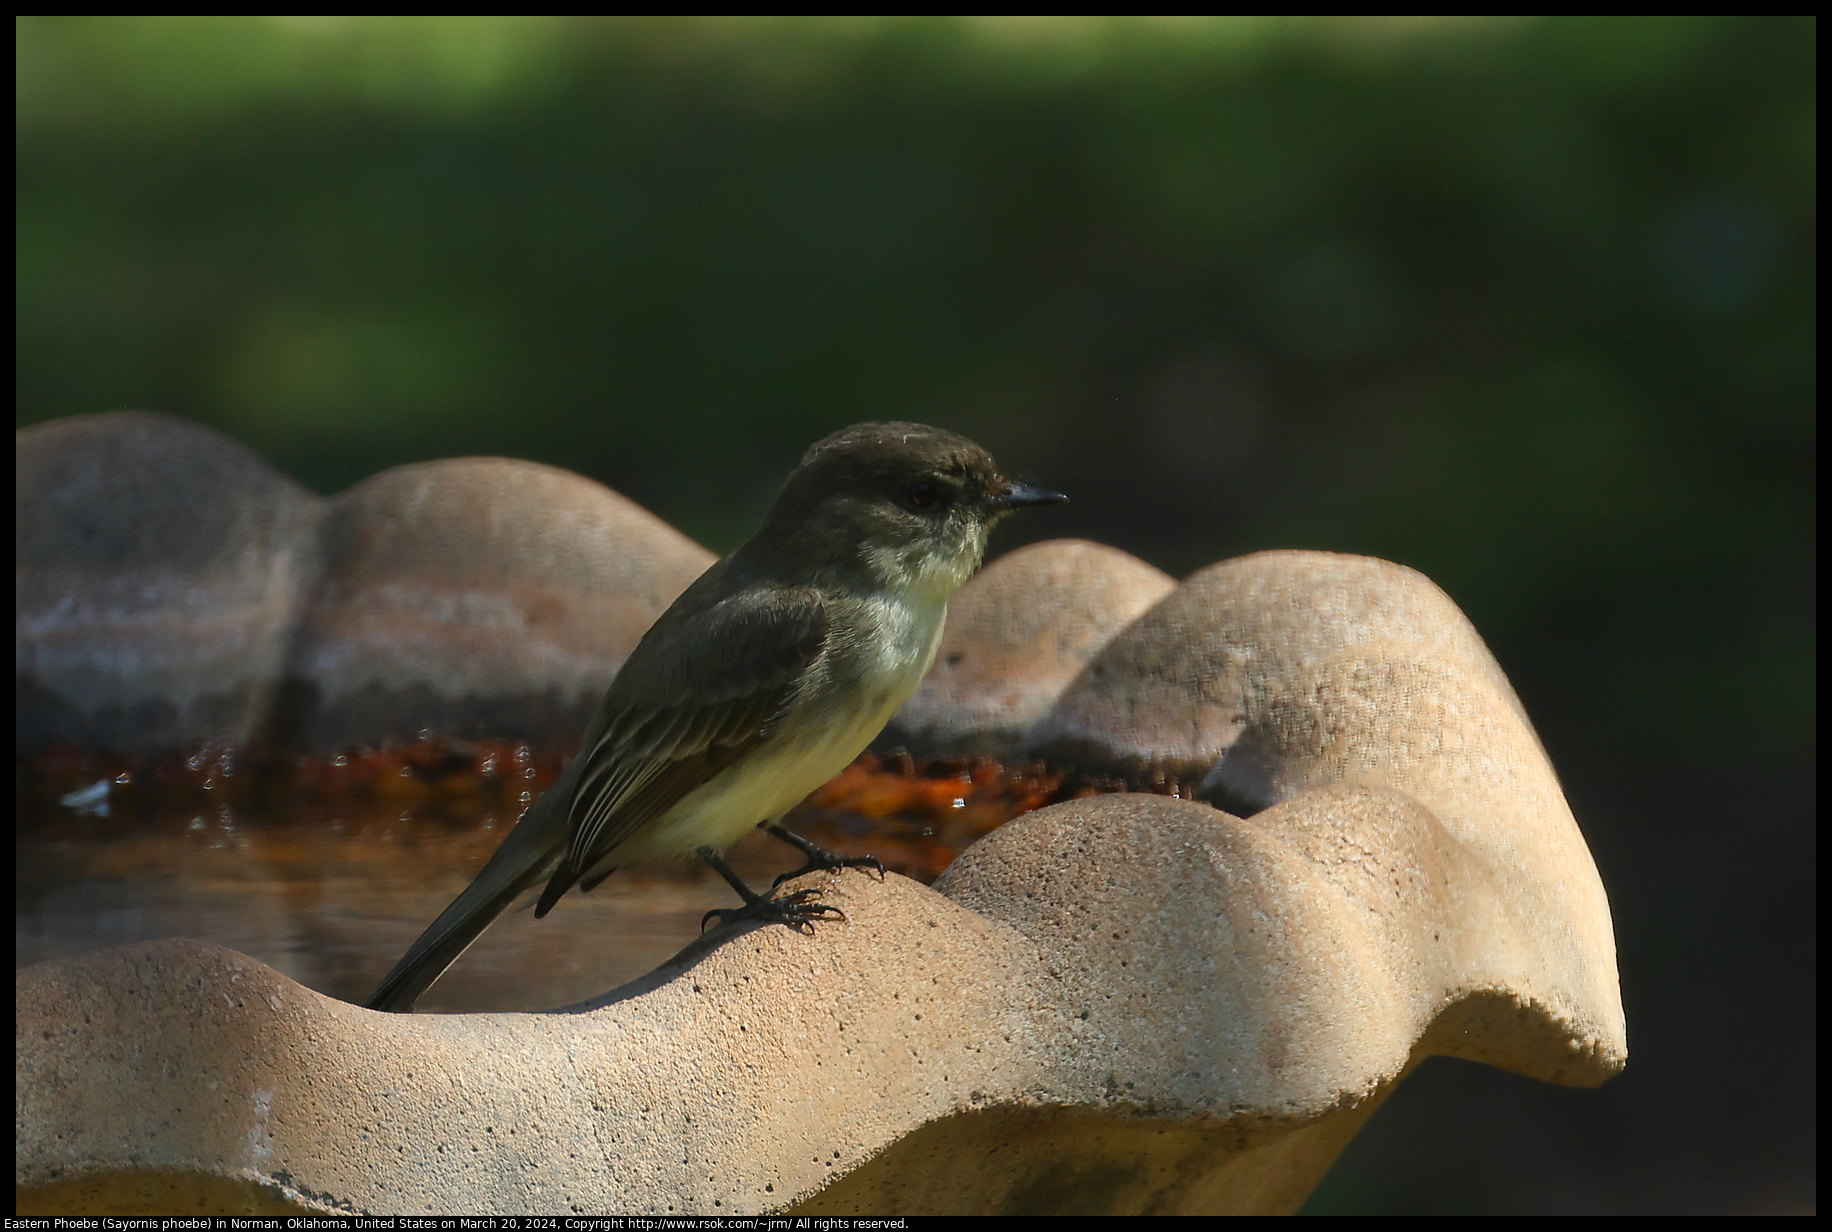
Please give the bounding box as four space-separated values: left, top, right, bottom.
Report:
15 17 1815 1212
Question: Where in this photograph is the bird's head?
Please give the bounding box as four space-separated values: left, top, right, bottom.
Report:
749 421 1066 601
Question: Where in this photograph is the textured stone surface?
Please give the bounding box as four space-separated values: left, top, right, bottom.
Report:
16 787 1623 1215
877 539 1174 759
276 458 714 751
1024 550 1625 1098
1029 550 1536 806
16 412 325 756
16 491 1628 1214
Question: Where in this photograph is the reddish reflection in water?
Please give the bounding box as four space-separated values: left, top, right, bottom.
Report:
16 752 1123 1013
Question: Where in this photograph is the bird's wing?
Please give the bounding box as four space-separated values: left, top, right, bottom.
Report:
533 584 830 916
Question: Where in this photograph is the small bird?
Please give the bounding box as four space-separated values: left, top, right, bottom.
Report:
367 422 1065 1011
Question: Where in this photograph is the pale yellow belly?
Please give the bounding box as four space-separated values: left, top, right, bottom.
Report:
615 708 885 863
602 599 945 868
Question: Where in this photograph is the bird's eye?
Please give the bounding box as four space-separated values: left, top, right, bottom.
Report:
904 481 943 511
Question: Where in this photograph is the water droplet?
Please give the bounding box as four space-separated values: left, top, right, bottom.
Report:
58 780 111 815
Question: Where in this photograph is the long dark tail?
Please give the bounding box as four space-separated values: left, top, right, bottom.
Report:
365 765 577 1013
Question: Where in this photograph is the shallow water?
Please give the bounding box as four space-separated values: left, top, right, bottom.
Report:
15 799 884 1014
16 752 1074 1013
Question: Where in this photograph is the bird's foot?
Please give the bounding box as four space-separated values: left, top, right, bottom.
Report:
771 853 886 888
701 887 845 936
695 844 848 935
765 823 887 887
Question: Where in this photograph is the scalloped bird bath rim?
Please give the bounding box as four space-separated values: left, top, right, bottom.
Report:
14 412 1625 1215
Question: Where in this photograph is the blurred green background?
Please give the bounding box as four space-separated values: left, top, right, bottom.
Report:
15 15 1814 1213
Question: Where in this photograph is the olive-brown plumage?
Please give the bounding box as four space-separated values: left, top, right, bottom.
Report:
367 423 1063 1012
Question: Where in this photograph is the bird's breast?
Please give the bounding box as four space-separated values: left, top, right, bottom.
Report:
624 591 947 861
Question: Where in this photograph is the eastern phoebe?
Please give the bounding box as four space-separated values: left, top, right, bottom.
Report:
367 423 1065 1011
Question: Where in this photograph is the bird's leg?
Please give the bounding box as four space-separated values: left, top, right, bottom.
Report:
697 846 846 935
763 822 887 887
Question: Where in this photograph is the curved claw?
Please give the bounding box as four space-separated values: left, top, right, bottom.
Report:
701 887 847 934
772 855 888 889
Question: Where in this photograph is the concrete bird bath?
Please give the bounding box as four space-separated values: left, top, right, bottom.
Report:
15 412 1625 1215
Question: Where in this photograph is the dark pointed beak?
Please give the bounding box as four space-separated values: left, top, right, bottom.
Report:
991 481 1069 511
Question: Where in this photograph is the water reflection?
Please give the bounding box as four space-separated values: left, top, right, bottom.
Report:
16 755 1086 1013
16 801 822 1013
